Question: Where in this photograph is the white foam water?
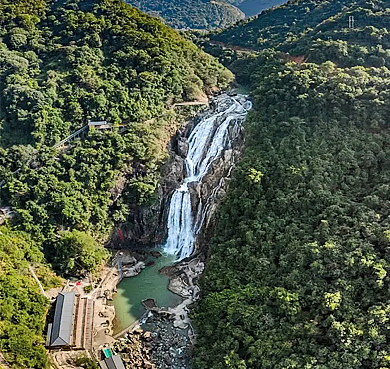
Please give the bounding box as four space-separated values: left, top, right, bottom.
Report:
164 94 252 259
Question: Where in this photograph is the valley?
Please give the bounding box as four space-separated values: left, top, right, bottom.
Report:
1 0 390 369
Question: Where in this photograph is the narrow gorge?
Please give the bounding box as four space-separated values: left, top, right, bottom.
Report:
112 93 251 368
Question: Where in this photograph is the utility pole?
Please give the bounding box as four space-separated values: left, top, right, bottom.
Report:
348 15 355 29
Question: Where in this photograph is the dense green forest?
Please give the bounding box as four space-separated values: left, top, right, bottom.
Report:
193 0 390 368
0 226 61 368
124 0 245 29
210 0 390 55
0 0 232 243
0 0 232 367
123 0 286 29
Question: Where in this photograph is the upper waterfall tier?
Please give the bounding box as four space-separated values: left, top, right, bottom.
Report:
164 94 252 260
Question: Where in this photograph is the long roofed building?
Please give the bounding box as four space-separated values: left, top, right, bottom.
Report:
46 291 94 350
46 292 75 347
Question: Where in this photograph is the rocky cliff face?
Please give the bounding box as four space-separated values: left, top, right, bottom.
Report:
108 94 249 369
188 128 244 255
112 94 246 255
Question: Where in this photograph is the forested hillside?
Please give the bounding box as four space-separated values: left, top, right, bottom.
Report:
0 0 232 367
125 0 245 29
193 0 390 368
124 0 286 29
0 226 61 368
211 0 390 54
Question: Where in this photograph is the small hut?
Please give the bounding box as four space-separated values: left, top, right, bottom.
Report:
88 120 112 130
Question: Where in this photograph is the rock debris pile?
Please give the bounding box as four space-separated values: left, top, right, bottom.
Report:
113 313 191 369
113 329 155 369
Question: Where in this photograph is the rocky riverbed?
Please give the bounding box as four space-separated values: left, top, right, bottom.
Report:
111 256 204 368
112 328 155 369
113 313 192 369
143 313 192 369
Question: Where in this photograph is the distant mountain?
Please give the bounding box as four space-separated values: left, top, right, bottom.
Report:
125 0 245 29
124 0 288 29
223 0 288 17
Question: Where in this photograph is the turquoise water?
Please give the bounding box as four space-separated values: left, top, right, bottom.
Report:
112 252 182 332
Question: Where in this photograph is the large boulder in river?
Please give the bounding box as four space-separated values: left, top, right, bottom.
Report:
123 261 146 277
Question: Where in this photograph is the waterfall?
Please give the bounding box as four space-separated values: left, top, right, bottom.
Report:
164 94 252 260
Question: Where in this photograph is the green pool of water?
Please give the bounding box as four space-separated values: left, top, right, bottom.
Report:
112 252 182 333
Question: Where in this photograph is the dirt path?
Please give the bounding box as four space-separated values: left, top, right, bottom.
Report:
0 351 10 369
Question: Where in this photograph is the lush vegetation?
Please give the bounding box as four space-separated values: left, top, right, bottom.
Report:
125 0 245 29
54 230 109 275
210 0 390 55
0 0 232 245
224 0 287 17
0 0 232 366
193 0 390 368
0 226 61 368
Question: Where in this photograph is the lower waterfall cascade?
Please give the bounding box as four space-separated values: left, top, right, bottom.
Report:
164 93 252 260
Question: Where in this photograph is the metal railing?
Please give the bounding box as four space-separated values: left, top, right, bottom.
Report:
53 125 88 148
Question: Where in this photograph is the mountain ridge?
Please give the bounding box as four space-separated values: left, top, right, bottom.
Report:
124 0 288 29
193 0 390 368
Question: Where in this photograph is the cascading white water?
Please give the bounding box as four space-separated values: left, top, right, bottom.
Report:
164 94 252 260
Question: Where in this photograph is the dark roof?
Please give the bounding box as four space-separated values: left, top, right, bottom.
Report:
48 291 75 346
100 355 126 369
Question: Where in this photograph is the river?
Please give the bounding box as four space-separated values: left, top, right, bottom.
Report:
113 93 252 332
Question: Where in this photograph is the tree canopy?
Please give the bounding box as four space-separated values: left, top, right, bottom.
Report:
0 226 61 368
0 0 232 367
194 54 390 369
54 230 109 275
193 1 390 368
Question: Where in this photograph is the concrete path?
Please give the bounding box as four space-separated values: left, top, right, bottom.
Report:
28 264 48 298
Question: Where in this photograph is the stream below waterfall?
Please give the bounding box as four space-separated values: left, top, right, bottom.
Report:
113 93 252 334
